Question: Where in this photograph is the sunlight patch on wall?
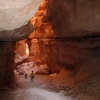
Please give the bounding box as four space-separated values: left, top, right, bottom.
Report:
26 43 29 56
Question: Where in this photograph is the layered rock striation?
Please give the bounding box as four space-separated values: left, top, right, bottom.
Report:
27 0 100 82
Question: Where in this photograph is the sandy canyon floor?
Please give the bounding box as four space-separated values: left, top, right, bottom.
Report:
0 70 100 100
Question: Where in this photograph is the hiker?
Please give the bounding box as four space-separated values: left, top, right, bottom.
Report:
30 71 35 82
24 73 28 79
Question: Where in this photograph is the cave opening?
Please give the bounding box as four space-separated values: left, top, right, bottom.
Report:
26 43 29 56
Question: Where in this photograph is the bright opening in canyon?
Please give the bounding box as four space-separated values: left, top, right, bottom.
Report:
26 43 29 56
0 0 100 100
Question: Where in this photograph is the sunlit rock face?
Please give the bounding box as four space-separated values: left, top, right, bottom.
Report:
28 0 100 82
27 39 41 63
0 0 42 41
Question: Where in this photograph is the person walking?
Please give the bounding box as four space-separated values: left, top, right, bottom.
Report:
30 71 35 82
24 73 28 79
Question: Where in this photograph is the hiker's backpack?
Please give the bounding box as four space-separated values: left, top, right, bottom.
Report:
31 73 34 78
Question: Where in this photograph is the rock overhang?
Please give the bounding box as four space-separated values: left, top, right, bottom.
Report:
0 0 42 41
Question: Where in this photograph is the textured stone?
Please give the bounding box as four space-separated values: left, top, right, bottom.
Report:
0 22 34 41
44 0 100 38
35 64 50 75
0 0 42 87
0 42 16 87
15 39 26 56
28 0 100 79
27 38 41 63
0 0 42 31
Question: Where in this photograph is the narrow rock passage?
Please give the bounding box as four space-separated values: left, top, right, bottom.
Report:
0 75 72 100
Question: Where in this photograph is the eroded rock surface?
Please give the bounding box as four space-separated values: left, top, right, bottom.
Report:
44 0 100 38
0 0 42 41
27 0 100 82
0 0 42 31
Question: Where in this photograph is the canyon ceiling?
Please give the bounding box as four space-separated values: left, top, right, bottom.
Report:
0 0 100 87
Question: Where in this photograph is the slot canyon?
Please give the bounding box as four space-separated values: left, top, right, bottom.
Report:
0 0 100 100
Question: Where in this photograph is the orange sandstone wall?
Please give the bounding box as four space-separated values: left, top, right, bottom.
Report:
28 0 100 82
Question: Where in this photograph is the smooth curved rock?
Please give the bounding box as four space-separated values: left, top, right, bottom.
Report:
0 0 42 31
0 22 34 41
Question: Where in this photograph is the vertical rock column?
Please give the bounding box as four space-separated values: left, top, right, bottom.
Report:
0 42 16 87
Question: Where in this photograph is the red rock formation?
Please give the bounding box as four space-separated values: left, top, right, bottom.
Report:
27 39 41 63
15 40 26 56
3 0 100 84
0 22 34 41
44 0 100 38
28 0 100 82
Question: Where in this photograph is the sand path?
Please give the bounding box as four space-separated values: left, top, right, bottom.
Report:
0 75 72 100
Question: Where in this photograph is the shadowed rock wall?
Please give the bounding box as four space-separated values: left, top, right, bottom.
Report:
28 0 100 82
43 0 100 38
15 40 26 56
0 42 16 87
0 22 34 41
